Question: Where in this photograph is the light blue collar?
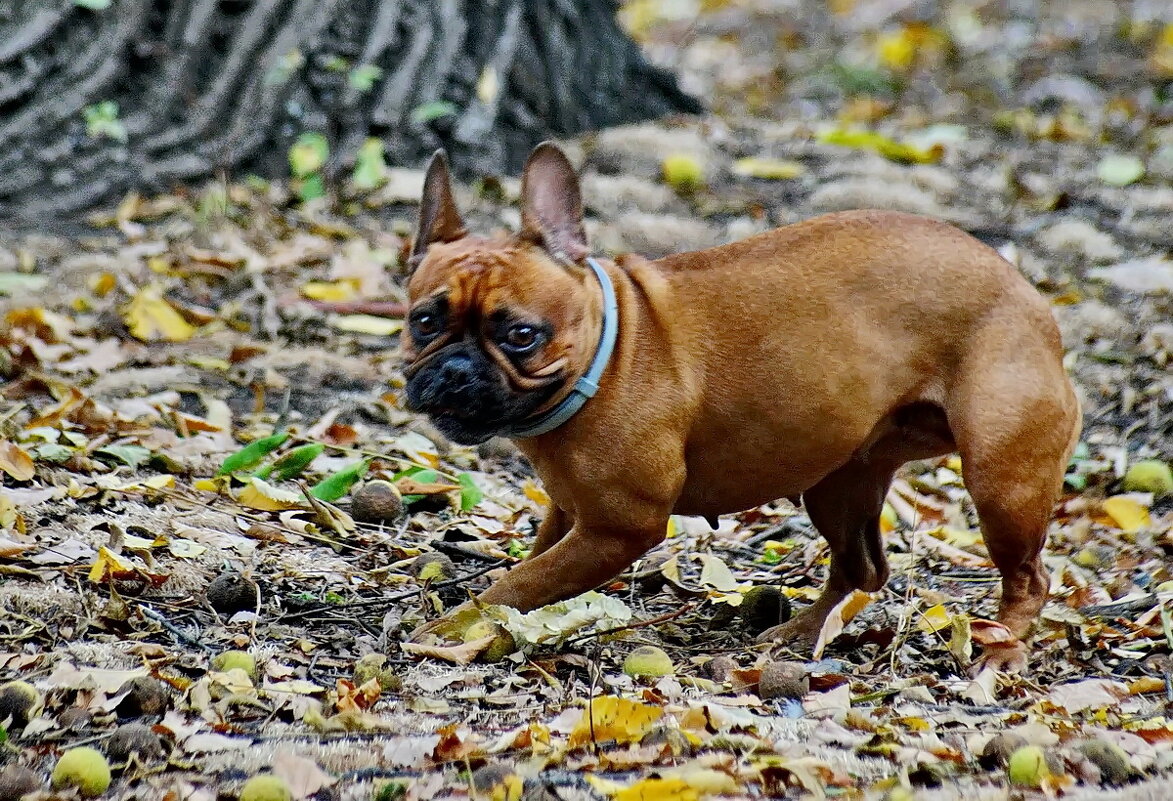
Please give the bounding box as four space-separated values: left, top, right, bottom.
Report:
507 257 618 438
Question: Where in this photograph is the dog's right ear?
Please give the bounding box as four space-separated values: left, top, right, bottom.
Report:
411 150 467 271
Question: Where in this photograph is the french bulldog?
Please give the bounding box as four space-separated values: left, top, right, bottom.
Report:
401 142 1081 672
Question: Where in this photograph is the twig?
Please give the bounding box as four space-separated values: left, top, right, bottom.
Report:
563 603 696 645
137 604 214 652
275 560 505 623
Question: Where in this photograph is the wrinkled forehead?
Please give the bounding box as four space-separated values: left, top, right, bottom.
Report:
408 239 581 320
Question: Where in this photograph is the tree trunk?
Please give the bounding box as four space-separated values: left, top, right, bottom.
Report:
0 0 701 225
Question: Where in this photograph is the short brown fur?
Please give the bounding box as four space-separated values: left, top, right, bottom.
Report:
403 143 1081 672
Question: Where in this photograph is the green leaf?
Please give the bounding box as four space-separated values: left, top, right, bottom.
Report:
289 132 329 178
0 273 49 295
323 55 350 73
95 445 152 468
829 62 898 95
348 64 384 92
308 459 370 502
296 173 326 202
352 138 388 190
34 444 75 464
1097 154 1145 187
265 49 305 86
83 101 127 143
217 432 289 476
75 0 112 9
458 473 483 511
410 100 458 124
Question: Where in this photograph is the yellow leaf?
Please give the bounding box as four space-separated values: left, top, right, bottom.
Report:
613 778 698 801
878 32 914 70
732 157 805 180
476 65 500 105
193 477 227 493
89 546 132 583
818 128 943 164
91 272 117 297
328 314 403 336
0 441 35 481
113 474 176 492
236 477 307 512
301 279 359 302
124 285 196 342
812 589 873 659
918 603 952 634
877 23 947 72
1151 23 1173 76
522 480 550 507
568 696 663 747
1102 496 1151 532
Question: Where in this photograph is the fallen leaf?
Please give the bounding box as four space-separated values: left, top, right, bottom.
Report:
812 590 872 658
0 442 35 481
401 634 495 666
1101 496 1151 532
236 477 307 512
1047 679 1129 713
271 751 335 798
818 128 943 164
918 603 952 634
969 619 1016 645
124 285 197 342
568 696 663 747
1097 154 1145 187
697 553 739 592
328 314 403 336
732 157 805 180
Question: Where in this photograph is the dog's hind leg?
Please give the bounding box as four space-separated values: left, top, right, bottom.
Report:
947 320 1081 672
757 457 897 652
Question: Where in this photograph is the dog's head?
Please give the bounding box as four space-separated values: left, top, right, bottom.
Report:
401 143 602 445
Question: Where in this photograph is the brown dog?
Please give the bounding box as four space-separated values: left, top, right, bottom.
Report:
402 142 1081 671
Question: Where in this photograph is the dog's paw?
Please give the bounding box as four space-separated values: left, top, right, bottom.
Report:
754 618 819 655
970 640 1028 675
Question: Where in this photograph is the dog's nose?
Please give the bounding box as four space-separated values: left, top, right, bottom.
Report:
439 354 475 387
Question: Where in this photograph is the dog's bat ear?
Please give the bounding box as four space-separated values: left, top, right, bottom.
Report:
519 142 589 265
411 149 467 271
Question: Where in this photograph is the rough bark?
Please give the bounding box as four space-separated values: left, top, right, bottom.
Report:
0 0 701 224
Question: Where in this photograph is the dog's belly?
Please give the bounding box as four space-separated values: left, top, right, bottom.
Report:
673 401 956 518
674 425 858 516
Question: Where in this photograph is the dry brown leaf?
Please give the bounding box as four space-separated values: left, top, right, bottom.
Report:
401 634 496 666
0 441 35 481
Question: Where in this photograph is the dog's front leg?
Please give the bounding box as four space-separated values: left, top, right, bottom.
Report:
477 518 666 612
405 518 666 643
528 505 574 558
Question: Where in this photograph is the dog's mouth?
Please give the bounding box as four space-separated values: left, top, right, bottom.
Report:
403 343 566 445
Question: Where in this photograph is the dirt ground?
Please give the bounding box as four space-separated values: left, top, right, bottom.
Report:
1 1 1172 800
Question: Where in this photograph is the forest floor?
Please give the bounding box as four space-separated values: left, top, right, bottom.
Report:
1 1 1172 800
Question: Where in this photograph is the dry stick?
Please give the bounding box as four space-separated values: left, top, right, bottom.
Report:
297 299 407 318
137 604 215 652
276 560 505 623
563 603 697 646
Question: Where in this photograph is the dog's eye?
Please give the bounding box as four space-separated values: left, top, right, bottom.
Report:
411 312 442 339
502 324 540 352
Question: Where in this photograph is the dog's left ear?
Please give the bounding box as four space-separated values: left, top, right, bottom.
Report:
520 142 588 264
411 150 467 270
